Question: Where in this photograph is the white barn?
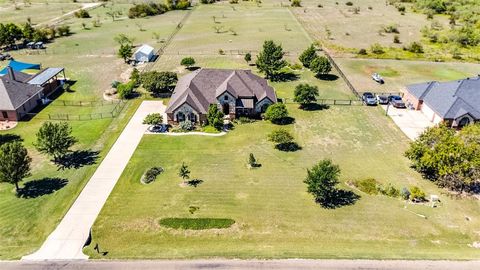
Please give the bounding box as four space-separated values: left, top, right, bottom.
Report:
133 44 155 63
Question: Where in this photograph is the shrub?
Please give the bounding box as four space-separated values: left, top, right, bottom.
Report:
393 35 400 44
207 104 224 130
345 1 353 6
179 120 195 131
383 24 399 34
143 113 163 126
405 41 424 53
410 186 426 201
358 48 367 55
400 187 410 200
229 0 239 3
267 129 300 151
264 103 289 124
353 178 379 195
385 184 400 198
57 25 71 36
128 3 168 19
111 80 120 89
116 80 136 99
159 218 235 230
74 9 90 18
180 57 196 69
370 43 385 54
291 0 301 7
142 166 164 184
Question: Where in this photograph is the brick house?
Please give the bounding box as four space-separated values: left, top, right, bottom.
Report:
404 76 480 128
0 67 65 121
166 69 277 124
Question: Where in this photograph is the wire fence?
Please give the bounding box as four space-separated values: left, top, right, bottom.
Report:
20 99 128 121
283 98 362 106
143 5 197 73
322 47 361 99
50 99 121 107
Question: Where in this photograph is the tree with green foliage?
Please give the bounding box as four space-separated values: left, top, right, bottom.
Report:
293 84 319 108
0 141 31 194
130 68 140 87
409 186 426 201
267 129 299 151
180 57 196 69
304 159 341 207
299 44 318 68
118 43 133 63
405 123 480 193
255 40 287 80
178 162 191 182
143 113 163 126
264 103 289 124
207 104 224 130
140 71 178 94
116 80 136 99
22 22 35 40
35 122 77 161
310 56 332 76
244 52 252 64
114 34 133 46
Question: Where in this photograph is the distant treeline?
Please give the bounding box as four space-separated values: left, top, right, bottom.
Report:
0 22 70 49
128 0 191 19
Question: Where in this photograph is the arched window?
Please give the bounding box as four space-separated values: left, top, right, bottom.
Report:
458 117 470 128
177 112 185 122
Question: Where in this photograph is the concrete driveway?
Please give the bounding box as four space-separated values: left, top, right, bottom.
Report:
22 101 166 261
381 105 434 140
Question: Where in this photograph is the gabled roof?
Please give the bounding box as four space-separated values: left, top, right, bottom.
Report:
166 69 276 114
134 44 154 55
0 68 43 110
406 76 480 120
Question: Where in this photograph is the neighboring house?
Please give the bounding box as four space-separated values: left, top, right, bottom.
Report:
404 76 480 128
166 69 277 124
0 67 66 121
133 44 155 63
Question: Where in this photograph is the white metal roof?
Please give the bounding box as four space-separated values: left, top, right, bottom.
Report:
27 67 64 85
134 44 155 55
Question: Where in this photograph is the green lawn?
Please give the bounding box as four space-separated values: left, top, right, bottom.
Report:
0 3 188 260
85 102 480 259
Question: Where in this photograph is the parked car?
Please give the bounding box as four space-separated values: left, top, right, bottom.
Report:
376 94 389 105
372 73 384 84
388 95 406 108
362 92 377 106
147 124 168 133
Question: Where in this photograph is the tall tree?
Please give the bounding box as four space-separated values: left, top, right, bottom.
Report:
35 122 77 162
118 43 133 63
299 44 318 68
255 40 287 80
293 84 319 108
0 141 31 193
140 71 178 94
304 159 341 207
207 104 224 130
310 56 332 76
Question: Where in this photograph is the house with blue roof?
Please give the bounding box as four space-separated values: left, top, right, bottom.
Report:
404 76 480 128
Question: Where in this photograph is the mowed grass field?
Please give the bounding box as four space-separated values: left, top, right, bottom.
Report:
335 58 480 93
85 98 480 260
0 4 188 259
85 3 480 259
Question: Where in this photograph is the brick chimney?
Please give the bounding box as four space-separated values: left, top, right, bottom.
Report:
7 66 15 81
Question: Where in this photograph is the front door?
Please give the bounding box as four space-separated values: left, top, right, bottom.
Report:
222 103 230 115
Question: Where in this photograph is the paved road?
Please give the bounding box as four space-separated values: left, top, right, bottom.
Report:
22 101 166 261
2 259 480 270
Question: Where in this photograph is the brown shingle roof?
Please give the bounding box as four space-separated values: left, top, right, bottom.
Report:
0 69 42 110
166 69 276 114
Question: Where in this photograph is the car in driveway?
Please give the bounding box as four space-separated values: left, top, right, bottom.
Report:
388 95 406 108
362 92 377 106
372 73 384 84
147 124 169 133
376 94 389 105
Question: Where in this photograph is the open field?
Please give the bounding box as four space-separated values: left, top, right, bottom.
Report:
335 58 480 93
292 0 435 50
0 4 188 259
85 97 480 259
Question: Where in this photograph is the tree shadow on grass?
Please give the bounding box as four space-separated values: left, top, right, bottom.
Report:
274 71 300 82
316 74 339 81
18 177 68 199
56 150 100 170
186 179 204 187
0 134 23 145
275 142 302 152
272 117 295 125
302 103 330 111
318 189 361 209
